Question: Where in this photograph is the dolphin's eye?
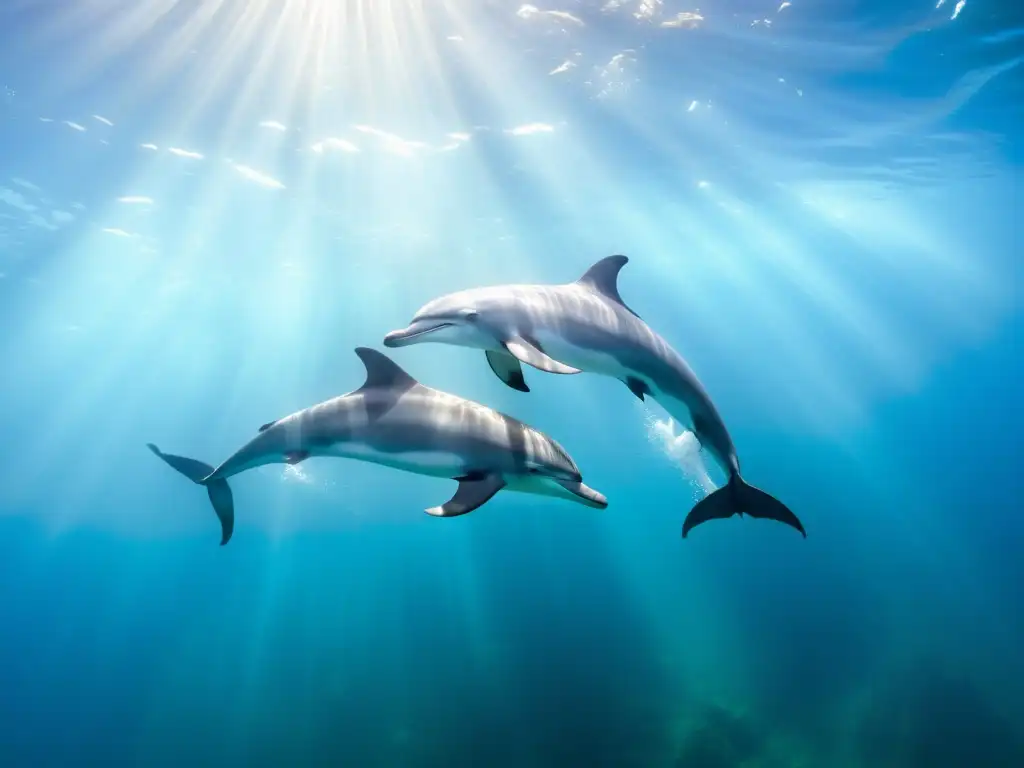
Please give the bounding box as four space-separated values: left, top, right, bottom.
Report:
461 309 479 322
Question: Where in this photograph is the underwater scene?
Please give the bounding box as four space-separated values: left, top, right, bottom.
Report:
1 0 1022 766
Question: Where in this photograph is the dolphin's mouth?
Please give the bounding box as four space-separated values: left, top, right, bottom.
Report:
384 322 453 347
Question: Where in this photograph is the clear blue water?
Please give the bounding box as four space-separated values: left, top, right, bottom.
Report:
1 1 1022 766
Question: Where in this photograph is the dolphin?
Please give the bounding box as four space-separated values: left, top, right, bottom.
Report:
147 347 607 545
383 255 805 539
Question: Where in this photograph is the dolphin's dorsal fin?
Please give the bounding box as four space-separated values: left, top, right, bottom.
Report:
576 254 641 319
354 347 419 392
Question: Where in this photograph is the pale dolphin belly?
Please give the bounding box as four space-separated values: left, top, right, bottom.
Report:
532 327 632 380
534 327 703 443
322 442 467 478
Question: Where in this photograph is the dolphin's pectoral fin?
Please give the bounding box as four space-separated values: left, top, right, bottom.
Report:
284 450 309 465
624 376 650 402
486 350 530 392
426 473 506 517
504 337 581 375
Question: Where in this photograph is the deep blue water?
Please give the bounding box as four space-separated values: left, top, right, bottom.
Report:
1 1 1022 766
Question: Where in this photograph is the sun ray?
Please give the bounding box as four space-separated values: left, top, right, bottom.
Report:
0 0 1017 538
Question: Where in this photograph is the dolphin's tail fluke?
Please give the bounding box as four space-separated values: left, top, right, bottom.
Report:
147 443 235 546
682 475 805 538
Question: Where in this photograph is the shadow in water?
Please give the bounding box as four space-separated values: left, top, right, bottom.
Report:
674 704 765 768
858 668 1024 768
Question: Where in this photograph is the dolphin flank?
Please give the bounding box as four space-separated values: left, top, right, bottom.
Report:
384 255 805 539
148 347 607 545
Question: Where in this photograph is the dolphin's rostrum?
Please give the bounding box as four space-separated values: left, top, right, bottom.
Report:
384 255 805 539
148 347 607 545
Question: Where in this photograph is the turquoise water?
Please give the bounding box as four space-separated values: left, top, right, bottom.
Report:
1 1 1022 765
